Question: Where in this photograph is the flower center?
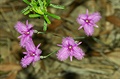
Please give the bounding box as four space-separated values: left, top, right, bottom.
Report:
24 31 30 35
68 45 73 51
30 52 36 56
85 19 90 23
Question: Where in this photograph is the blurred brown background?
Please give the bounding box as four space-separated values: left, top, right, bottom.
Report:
0 0 120 79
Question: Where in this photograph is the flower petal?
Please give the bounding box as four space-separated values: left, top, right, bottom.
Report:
29 29 34 36
25 38 35 52
33 55 40 62
88 12 101 23
56 48 69 61
28 24 33 29
15 21 27 34
73 47 85 60
62 37 75 46
77 17 85 25
36 44 40 49
36 49 42 55
78 14 87 20
70 56 73 61
77 42 82 45
26 20 28 26
20 35 31 47
20 35 26 47
94 24 99 28
23 52 27 54
21 56 33 68
86 9 89 15
78 25 83 30
26 20 33 29
83 24 94 36
18 35 22 39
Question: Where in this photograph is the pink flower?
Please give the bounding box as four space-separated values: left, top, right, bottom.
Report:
14 20 34 47
57 37 85 61
21 39 42 68
77 9 101 36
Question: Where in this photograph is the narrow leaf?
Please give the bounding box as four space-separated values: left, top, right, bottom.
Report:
50 4 65 9
38 0 43 8
46 0 51 5
43 21 47 31
23 0 30 5
47 13 61 19
44 15 51 24
21 6 30 13
23 9 30 15
29 14 41 18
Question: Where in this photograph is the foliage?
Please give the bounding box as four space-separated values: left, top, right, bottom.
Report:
22 0 64 31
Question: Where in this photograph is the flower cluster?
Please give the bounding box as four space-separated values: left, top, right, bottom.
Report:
15 9 101 68
15 20 42 68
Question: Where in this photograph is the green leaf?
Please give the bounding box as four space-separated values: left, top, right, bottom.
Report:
50 4 65 9
47 0 51 3
46 0 51 5
29 14 41 18
32 7 44 15
38 0 44 12
23 0 30 5
44 15 51 24
43 20 47 31
38 0 43 9
21 6 30 13
23 9 31 15
47 13 61 19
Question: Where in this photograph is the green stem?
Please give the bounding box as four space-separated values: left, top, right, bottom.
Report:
92 36 106 46
74 36 86 40
40 50 57 59
34 30 45 34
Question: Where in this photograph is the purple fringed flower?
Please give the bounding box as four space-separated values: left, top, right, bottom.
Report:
56 37 85 61
21 39 42 68
14 20 34 47
77 9 101 36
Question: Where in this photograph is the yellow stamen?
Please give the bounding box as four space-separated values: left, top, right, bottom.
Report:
86 20 89 22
